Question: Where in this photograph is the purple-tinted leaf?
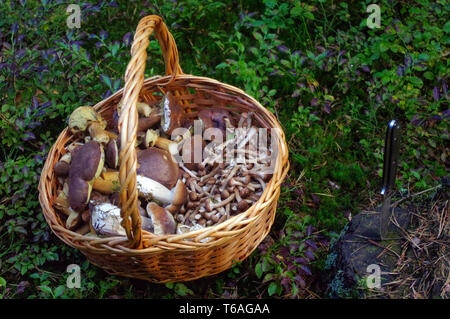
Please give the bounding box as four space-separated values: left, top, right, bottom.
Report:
306 225 314 236
122 32 132 46
430 115 441 121
294 257 308 264
34 155 44 162
99 31 108 40
40 101 52 109
29 120 42 128
291 89 301 98
17 34 26 43
277 45 289 53
310 98 319 106
279 246 290 257
304 249 315 260
396 65 405 77
337 50 346 58
11 23 18 34
417 97 428 106
442 80 448 96
305 240 318 250
433 86 440 101
292 50 302 56
32 96 39 110
442 109 450 118
299 265 312 276
22 132 35 141
109 1 119 7
361 65 370 73
404 54 413 67
310 193 320 204
294 275 306 288
16 281 29 295
322 103 331 114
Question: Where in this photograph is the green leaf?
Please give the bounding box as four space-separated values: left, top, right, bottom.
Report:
409 76 423 88
216 62 228 69
268 282 278 296
423 71 434 80
38 285 52 295
444 21 450 34
255 262 263 279
0 277 6 287
53 285 65 298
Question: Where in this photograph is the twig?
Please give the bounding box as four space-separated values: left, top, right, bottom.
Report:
392 185 441 207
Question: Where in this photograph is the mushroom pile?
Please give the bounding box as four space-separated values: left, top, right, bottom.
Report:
53 93 273 239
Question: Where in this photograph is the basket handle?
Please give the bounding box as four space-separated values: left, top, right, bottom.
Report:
118 15 182 248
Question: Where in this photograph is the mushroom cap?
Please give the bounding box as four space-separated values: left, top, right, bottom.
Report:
198 109 231 132
70 141 104 181
68 177 91 211
105 139 118 169
146 202 176 235
137 147 179 189
160 93 183 135
68 106 106 134
68 141 104 211
54 161 70 177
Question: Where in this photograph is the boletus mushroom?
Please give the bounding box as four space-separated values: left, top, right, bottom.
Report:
160 93 184 135
198 109 232 132
146 202 176 235
68 141 104 212
137 147 179 189
68 106 115 144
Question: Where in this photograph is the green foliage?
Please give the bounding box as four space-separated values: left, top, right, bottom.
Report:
0 0 448 299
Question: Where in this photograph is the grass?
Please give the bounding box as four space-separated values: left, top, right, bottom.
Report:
0 0 448 299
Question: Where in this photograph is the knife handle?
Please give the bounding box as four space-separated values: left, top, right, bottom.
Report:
381 120 400 197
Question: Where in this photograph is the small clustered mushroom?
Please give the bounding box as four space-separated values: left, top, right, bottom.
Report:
53 93 273 239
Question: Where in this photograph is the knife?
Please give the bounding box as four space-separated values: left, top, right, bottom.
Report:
380 120 400 240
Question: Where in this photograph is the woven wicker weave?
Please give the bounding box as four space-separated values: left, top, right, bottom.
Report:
38 15 289 283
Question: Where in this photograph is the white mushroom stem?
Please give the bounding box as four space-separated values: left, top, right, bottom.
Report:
136 175 176 205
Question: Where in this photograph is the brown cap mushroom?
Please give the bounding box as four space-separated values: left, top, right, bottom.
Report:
198 109 232 132
54 153 71 177
68 106 113 144
146 202 176 235
68 141 104 212
137 147 179 189
105 139 119 169
160 93 184 135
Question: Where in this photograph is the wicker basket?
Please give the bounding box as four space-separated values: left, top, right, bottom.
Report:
38 15 289 283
